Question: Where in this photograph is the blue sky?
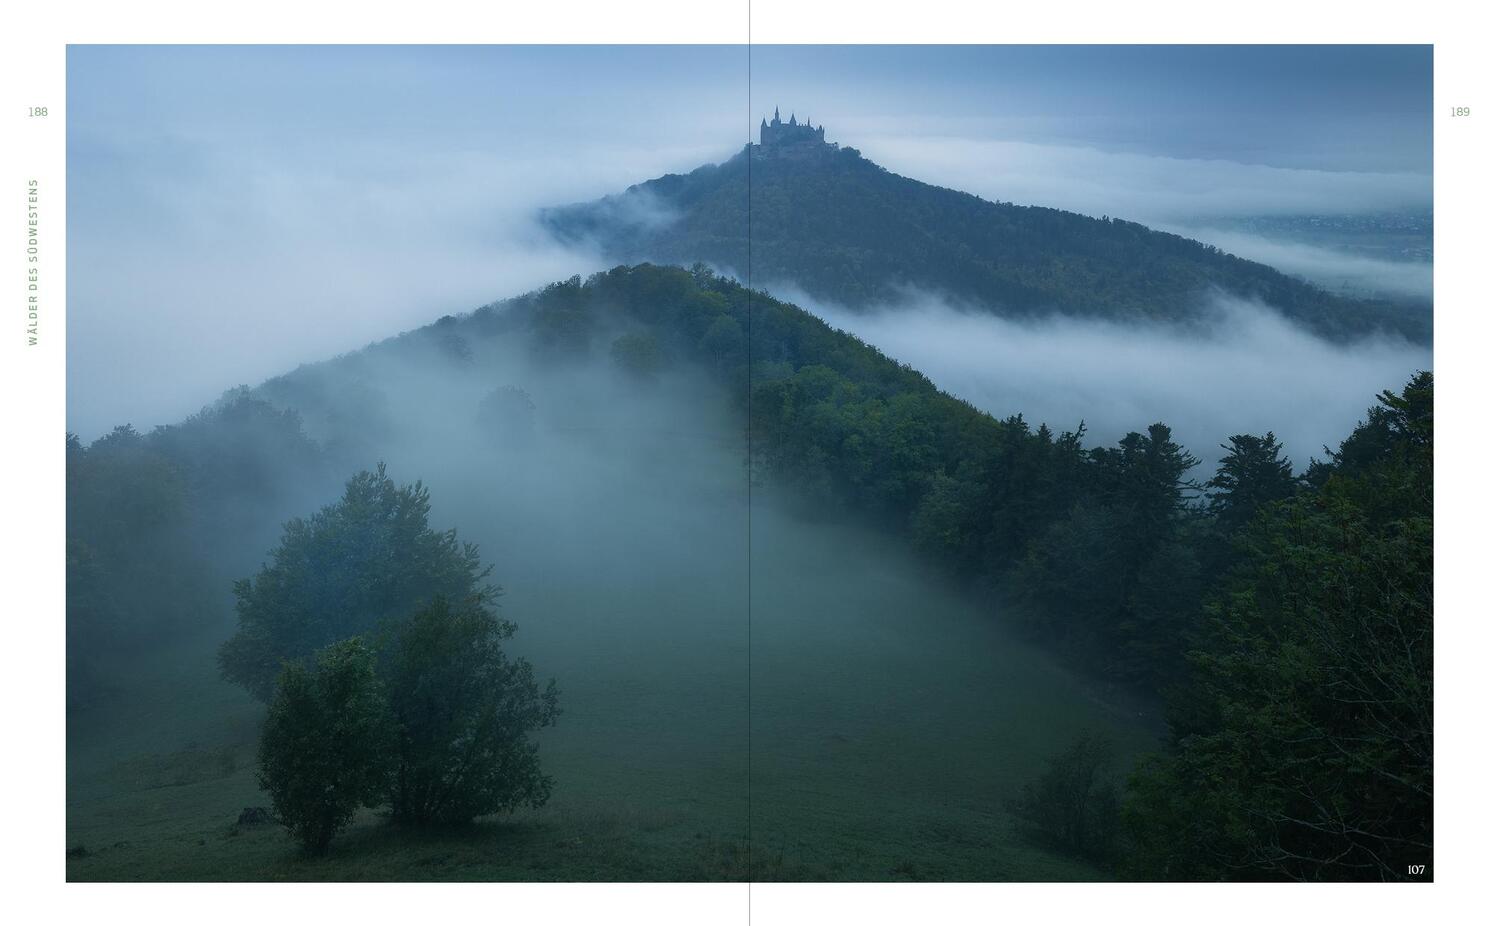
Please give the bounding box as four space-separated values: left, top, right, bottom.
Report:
67 45 1432 437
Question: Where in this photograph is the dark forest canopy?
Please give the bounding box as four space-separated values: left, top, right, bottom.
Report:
1127 373 1432 881
543 142 1430 343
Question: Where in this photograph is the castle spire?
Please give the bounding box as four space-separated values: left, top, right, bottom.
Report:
773 106 780 123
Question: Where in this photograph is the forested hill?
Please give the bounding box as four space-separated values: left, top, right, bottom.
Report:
69 263 1431 878
248 263 1423 693
542 140 1430 343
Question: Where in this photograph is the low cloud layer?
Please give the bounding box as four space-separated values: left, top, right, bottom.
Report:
67 47 1432 441
793 289 1432 474
1161 226 1433 301
855 135 1432 226
66 137 733 439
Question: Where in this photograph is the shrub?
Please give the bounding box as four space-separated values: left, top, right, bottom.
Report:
256 639 392 853
1009 731 1121 865
383 597 560 825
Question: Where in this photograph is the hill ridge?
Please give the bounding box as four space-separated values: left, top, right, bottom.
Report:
543 136 1430 343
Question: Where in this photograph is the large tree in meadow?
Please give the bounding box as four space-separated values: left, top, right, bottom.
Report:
219 464 495 701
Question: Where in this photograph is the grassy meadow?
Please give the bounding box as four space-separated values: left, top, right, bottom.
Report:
67 501 1159 881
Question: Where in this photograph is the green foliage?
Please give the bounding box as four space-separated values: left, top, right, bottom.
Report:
147 387 324 513
1123 373 1433 881
1009 732 1121 864
253 595 560 846
382 597 560 825
219 464 495 701
1010 503 1128 644
1307 371 1433 522
1009 425 1203 683
545 147 1429 341
66 421 232 703
67 426 187 558
1206 432 1297 532
528 275 593 360
427 315 474 365
610 332 665 380
66 391 328 701
65 385 338 713
697 316 744 372
257 639 393 854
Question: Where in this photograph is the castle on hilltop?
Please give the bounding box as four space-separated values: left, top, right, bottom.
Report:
759 107 828 147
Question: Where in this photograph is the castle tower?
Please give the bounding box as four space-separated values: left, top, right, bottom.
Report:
759 107 830 150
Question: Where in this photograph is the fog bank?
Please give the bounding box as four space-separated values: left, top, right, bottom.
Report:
793 290 1431 472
